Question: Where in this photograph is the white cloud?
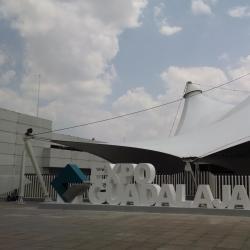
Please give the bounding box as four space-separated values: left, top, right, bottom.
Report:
160 60 250 106
154 3 182 36
0 1 125 102
111 87 173 141
0 0 250 143
0 88 34 114
0 70 16 85
0 0 147 87
108 65 239 142
113 87 159 112
228 6 250 18
154 2 165 18
159 24 182 36
218 53 230 62
228 55 250 89
223 55 250 103
109 67 230 141
0 0 148 127
64 56 250 142
0 50 6 66
0 48 14 66
0 48 16 86
161 66 228 94
36 87 169 143
191 0 212 15
160 65 249 105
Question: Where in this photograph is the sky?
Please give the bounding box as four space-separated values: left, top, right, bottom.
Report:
0 0 250 143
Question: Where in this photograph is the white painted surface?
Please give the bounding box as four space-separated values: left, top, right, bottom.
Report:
0 120 17 133
0 108 50 174
0 106 105 175
128 94 250 158
0 143 16 155
47 148 107 169
0 131 16 144
175 89 233 135
0 109 18 122
0 175 30 194
0 154 15 165
18 113 51 129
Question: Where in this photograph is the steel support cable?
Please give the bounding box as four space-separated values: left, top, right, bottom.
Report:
168 99 183 137
33 72 250 137
192 135 250 163
33 97 183 136
202 72 250 93
193 83 250 93
34 127 250 165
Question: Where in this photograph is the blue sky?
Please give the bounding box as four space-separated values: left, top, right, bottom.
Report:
0 0 250 142
113 0 250 98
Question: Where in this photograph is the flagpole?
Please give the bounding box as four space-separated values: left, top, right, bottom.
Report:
36 74 41 117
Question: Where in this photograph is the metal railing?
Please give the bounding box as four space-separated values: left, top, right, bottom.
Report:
214 175 250 199
24 174 57 200
1 172 250 201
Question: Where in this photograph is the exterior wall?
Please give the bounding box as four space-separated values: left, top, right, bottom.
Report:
44 148 108 170
49 133 108 170
0 107 107 175
0 107 52 175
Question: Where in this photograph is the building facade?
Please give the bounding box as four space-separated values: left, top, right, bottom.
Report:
0 107 108 176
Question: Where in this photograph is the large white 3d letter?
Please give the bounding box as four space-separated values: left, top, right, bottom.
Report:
134 163 155 184
228 185 250 210
89 165 107 204
139 184 161 206
88 184 106 204
90 166 105 184
192 185 214 208
156 184 176 207
106 164 123 205
122 184 140 206
176 185 191 208
117 164 136 185
213 185 231 209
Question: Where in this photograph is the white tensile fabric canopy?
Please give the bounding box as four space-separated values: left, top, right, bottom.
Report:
174 83 233 136
130 82 249 158
52 82 250 173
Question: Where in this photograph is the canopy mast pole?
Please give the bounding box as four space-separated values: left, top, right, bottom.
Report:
18 148 26 204
184 160 197 189
24 129 51 202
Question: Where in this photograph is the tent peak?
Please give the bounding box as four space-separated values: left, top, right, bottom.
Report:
183 81 202 98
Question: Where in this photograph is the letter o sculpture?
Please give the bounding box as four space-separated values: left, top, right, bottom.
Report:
134 163 155 184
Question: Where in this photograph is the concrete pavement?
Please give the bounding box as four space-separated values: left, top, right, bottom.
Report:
0 202 250 249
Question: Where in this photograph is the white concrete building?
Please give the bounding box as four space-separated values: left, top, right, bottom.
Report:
0 107 107 176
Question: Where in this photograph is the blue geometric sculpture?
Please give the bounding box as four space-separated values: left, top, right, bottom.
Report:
51 164 88 202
